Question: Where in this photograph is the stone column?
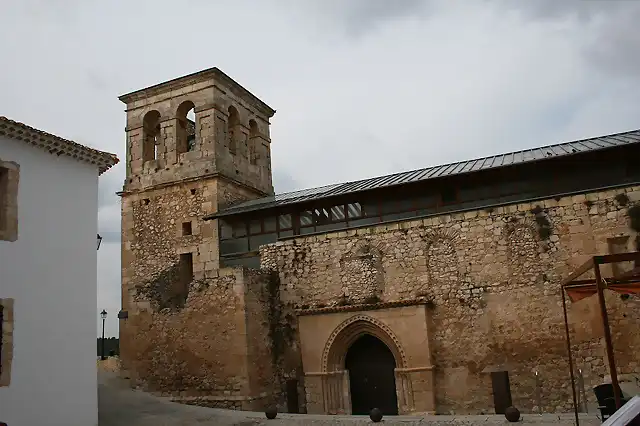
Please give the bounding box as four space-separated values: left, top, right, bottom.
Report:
395 366 436 414
305 370 351 414
194 104 217 155
323 370 348 414
160 119 176 165
125 126 143 176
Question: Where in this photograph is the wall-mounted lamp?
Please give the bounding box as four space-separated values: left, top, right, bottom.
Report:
97 234 103 250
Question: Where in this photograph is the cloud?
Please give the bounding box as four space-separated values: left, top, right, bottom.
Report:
2 0 639 337
497 0 628 21
500 1 640 79
288 0 433 38
98 164 124 207
273 170 300 194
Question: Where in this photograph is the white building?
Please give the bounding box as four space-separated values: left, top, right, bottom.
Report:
0 117 118 426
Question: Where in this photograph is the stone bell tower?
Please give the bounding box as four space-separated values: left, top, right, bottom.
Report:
119 67 275 197
117 68 276 385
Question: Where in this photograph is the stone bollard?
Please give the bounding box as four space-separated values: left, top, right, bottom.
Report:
265 405 278 420
370 407 383 422
505 406 521 422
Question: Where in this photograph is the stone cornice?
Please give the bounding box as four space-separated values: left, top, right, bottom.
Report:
0 116 119 175
118 67 276 118
117 172 270 199
295 298 431 317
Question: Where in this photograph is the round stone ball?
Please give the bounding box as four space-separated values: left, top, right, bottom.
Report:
505 406 520 422
370 407 383 422
265 405 278 420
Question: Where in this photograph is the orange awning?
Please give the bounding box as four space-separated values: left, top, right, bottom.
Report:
565 282 640 302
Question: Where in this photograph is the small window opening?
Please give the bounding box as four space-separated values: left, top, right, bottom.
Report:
182 222 193 236
250 219 262 235
220 221 233 240
176 101 196 154
279 214 293 230
143 199 150 205
264 216 277 232
300 211 314 227
0 167 8 231
347 203 363 219
331 205 345 221
190 188 196 195
314 208 331 225
232 221 247 238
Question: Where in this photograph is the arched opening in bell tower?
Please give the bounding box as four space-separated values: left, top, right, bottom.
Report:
142 110 161 162
227 105 240 155
176 100 196 154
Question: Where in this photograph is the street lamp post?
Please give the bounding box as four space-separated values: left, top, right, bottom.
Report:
100 309 107 360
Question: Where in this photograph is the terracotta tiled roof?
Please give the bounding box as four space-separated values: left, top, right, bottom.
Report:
0 116 119 175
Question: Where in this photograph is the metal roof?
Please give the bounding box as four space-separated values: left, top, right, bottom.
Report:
205 128 640 220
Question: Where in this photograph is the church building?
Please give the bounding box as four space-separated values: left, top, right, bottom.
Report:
117 67 640 416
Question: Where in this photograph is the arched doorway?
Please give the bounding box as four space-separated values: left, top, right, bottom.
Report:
345 334 398 415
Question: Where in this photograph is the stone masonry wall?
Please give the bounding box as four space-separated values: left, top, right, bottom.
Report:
217 179 261 210
121 177 242 406
243 269 278 410
261 185 640 414
121 178 219 298
120 174 282 409
122 272 249 400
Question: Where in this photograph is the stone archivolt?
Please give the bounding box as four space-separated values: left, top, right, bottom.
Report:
322 314 407 372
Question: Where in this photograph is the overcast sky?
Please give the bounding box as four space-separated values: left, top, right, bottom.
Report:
2 0 639 337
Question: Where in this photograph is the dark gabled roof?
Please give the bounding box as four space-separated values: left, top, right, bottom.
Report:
204 128 640 220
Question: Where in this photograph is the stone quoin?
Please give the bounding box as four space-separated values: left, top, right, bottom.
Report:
118 67 640 415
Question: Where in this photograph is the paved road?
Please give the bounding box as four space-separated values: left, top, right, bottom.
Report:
98 370 601 425
99 371 261 426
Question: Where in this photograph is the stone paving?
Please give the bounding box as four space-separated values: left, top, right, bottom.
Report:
98 370 602 425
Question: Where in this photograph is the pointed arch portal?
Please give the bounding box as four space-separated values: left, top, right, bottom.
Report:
297 305 436 415
321 315 407 415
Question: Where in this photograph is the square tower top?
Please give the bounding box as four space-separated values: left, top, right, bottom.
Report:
118 67 275 119
119 67 276 196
